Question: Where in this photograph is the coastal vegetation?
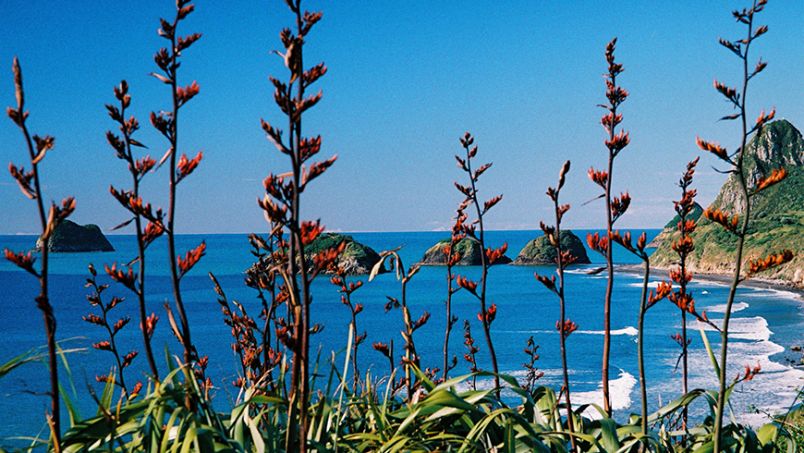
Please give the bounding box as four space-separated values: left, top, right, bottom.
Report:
2 0 801 452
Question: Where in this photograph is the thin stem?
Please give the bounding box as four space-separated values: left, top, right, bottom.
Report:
119 99 160 381
714 5 755 449
465 148 500 396
17 109 60 446
637 259 650 439
554 199 577 453
602 90 616 417
165 15 195 376
443 244 456 381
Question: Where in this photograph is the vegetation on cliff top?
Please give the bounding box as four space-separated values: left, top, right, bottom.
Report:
651 119 804 287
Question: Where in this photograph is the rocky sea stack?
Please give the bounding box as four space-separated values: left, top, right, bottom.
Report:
651 119 804 287
513 230 590 265
35 220 114 253
420 237 512 265
303 233 385 274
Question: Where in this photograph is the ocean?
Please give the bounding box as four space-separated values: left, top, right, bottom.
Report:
0 231 802 441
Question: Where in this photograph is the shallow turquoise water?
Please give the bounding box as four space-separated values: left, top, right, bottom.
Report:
0 231 801 441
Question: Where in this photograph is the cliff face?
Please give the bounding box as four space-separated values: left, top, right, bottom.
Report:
651 119 804 287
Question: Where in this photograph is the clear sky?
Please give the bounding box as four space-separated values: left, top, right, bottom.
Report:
1 1 802 234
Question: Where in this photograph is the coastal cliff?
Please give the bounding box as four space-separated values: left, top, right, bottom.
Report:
650 119 804 288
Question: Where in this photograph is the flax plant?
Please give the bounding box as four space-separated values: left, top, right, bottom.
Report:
330 268 367 390
4 57 76 447
105 80 162 380
149 0 205 379
696 0 794 449
257 0 339 448
534 160 579 451
370 250 427 400
587 38 631 416
666 158 700 432
453 132 507 395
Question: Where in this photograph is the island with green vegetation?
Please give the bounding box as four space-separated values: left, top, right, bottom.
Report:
420 237 512 265
513 230 590 265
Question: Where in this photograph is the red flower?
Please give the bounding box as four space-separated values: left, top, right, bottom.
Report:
755 167 786 192
588 168 608 189
455 275 478 294
176 81 200 106
703 208 739 233
696 137 730 163
105 263 137 290
176 151 203 182
485 243 508 265
177 242 206 278
93 341 112 351
747 250 794 276
300 220 325 246
556 319 578 338
3 249 38 276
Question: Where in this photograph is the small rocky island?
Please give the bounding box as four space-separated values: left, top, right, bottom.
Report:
420 237 512 265
513 230 590 265
303 233 385 274
35 220 114 252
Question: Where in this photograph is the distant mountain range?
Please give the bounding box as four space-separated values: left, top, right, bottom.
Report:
651 119 804 288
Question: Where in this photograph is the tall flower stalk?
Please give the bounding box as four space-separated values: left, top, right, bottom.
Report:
105 80 162 380
588 38 631 416
258 1 338 448
697 1 794 449
453 132 507 396
83 264 139 395
666 158 700 432
149 0 204 378
534 160 578 451
4 57 76 447
441 205 467 381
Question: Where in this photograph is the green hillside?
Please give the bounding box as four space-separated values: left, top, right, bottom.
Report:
651 119 804 287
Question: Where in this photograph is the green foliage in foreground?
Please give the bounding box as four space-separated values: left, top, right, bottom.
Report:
2 350 798 453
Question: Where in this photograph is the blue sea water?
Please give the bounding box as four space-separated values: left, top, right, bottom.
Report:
0 231 802 441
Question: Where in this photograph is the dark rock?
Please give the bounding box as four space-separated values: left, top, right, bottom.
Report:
36 220 114 253
303 233 385 275
420 237 512 265
247 233 384 276
513 230 590 265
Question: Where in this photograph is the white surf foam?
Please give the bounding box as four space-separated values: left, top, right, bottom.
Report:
706 301 749 314
503 327 639 337
577 326 639 337
695 316 772 341
572 370 636 416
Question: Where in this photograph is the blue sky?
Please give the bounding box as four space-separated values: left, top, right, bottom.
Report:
1 1 802 234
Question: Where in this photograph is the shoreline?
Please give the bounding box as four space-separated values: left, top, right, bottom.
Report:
617 264 804 301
